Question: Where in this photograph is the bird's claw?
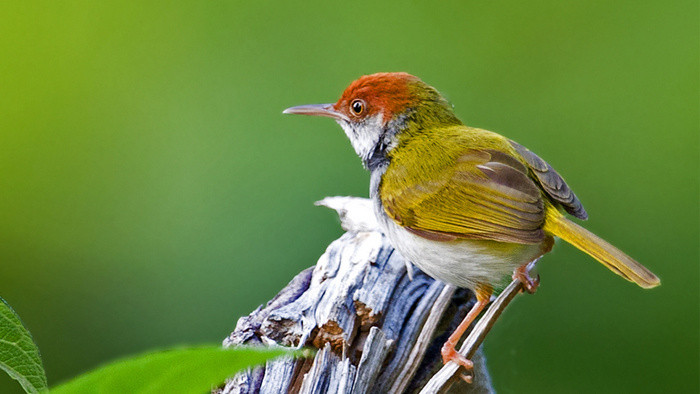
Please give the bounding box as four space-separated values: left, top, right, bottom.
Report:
441 343 474 383
513 266 540 294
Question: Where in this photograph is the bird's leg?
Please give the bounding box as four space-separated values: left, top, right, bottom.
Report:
441 284 493 382
512 262 540 294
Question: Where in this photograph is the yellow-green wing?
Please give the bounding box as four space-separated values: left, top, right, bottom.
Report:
381 147 547 244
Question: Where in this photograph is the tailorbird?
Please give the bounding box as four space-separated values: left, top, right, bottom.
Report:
284 72 659 377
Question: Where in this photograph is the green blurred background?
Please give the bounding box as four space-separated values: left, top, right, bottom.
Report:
1 1 697 392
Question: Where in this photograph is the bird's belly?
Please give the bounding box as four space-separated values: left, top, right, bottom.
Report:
378 212 544 290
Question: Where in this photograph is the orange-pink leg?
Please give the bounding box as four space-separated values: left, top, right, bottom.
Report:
512 263 540 294
441 284 493 382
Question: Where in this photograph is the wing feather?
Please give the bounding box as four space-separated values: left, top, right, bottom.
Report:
381 147 547 244
509 141 588 220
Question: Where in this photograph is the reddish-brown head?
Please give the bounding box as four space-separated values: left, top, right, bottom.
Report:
332 72 421 124
283 72 431 126
284 72 461 168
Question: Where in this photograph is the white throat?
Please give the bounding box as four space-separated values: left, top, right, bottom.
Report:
336 115 384 164
337 114 400 169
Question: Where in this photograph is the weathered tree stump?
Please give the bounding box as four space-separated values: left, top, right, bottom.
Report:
216 197 501 394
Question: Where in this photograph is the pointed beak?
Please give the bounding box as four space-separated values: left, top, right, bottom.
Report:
283 104 349 122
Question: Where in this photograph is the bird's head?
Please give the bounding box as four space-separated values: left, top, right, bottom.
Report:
284 72 461 169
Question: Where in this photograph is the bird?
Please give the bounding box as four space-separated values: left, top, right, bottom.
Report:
283 72 660 379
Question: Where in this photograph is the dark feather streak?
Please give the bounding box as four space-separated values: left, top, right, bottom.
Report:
510 141 588 220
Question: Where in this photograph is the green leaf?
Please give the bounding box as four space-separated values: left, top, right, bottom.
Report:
52 345 308 394
0 297 48 393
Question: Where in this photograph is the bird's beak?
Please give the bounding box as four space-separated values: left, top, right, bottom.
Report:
283 104 348 122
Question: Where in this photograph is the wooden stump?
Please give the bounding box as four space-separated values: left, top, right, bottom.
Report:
216 197 497 394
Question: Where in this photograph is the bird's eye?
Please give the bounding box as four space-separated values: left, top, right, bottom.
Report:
351 99 365 115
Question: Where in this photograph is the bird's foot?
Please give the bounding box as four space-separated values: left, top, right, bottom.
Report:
513 264 540 294
441 342 474 383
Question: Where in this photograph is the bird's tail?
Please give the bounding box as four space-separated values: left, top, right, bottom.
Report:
543 208 660 289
